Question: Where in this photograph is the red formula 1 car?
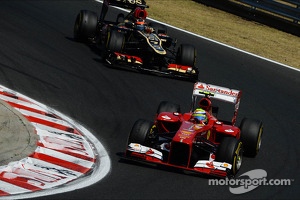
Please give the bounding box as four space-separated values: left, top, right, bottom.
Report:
124 82 263 178
73 0 198 81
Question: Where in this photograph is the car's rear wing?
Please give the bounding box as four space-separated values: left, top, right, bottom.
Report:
192 82 242 125
107 0 147 8
193 82 241 104
100 0 147 22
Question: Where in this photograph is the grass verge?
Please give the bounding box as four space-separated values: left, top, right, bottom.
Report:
146 0 300 69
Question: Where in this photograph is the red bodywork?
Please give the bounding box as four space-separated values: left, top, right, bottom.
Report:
126 111 241 177
126 82 243 177
156 111 240 144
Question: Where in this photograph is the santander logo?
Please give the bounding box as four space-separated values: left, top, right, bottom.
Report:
197 84 205 89
196 83 238 97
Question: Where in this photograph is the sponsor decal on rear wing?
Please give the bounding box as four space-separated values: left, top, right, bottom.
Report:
193 82 241 104
106 0 147 8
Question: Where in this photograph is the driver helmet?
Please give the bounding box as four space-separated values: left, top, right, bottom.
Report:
192 108 208 124
133 7 148 19
135 18 146 31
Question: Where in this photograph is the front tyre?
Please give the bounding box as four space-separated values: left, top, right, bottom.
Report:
127 119 156 146
216 137 243 176
176 44 196 67
240 118 263 157
73 10 98 42
106 30 125 53
156 101 181 115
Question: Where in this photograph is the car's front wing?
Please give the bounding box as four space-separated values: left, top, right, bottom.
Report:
125 143 232 178
105 52 198 82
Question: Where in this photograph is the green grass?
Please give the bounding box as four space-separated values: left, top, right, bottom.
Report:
146 0 300 69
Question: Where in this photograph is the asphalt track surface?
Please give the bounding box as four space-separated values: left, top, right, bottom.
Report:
0 0 299 199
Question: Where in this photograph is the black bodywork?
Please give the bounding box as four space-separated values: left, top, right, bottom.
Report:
73 0 199 81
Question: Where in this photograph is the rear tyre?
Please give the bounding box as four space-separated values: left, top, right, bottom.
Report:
240 118 263 157
216 137 243 176
106 30 125 53
176 44 196 67
128 119 156 146
74 10 98 41
156 101 181 115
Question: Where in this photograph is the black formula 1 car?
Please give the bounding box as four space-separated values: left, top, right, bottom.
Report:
124 82 264 178
73 0 198 81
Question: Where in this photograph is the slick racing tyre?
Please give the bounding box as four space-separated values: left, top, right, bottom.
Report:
176 44 196 67
240 118 263 157
216 137 243 176
128 119 156 146
106 30 125 53
74 10 98 41
156 101 181 114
